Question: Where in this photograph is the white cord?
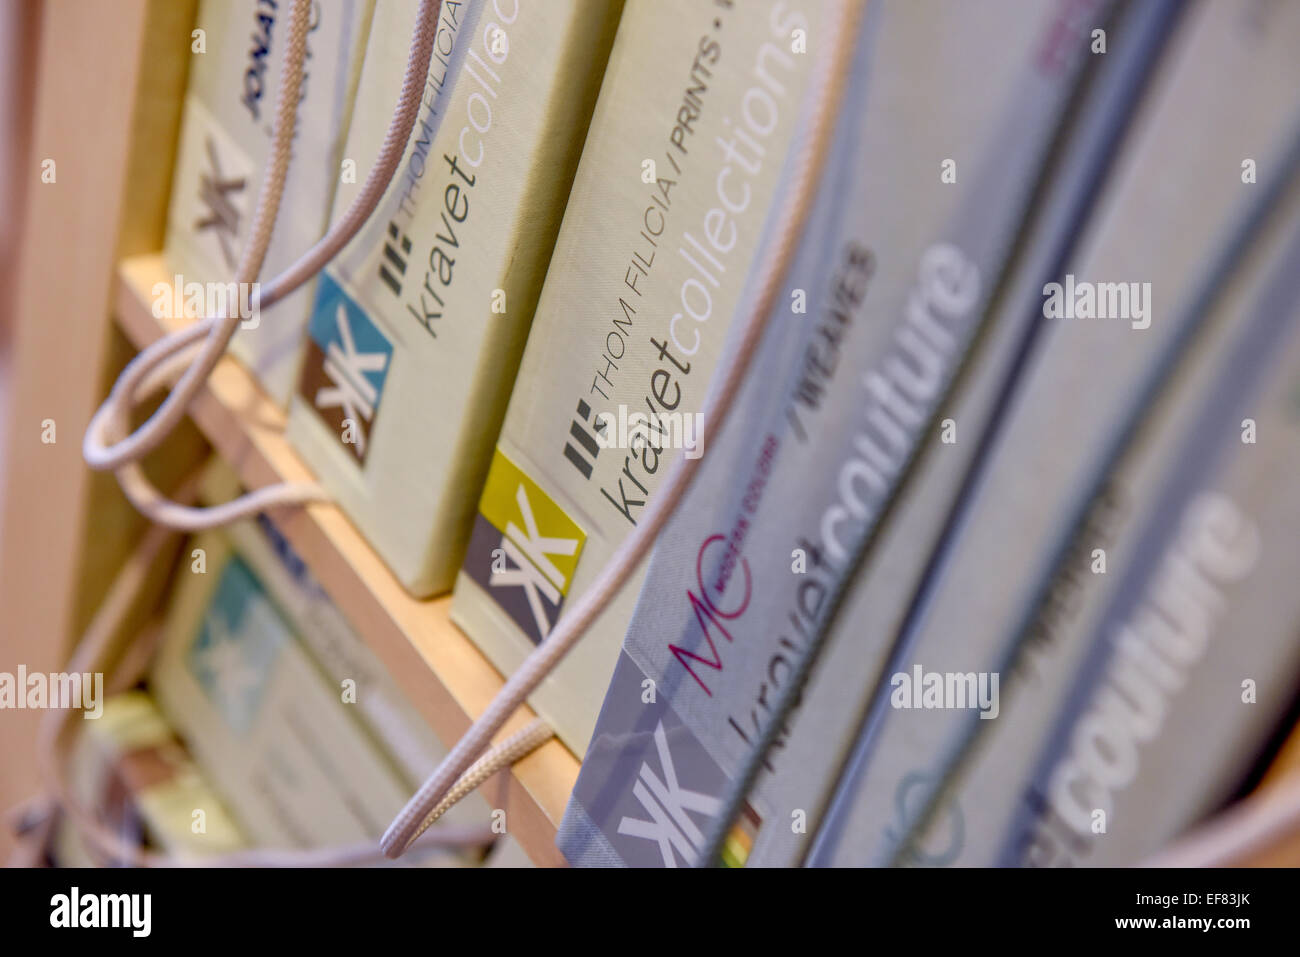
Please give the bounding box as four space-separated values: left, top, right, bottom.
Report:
84 0 314 475
380 0 867 858
72 0 552 849
407 718 554 846
36 464 498 868
58 0 552 860
1140 772 1300 867
82 0 451 530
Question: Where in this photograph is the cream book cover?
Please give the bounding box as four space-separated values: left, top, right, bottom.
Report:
221 499 495 837
451 0 825 754
164 0 375 403
159 462 492 855
149 527 421 849
285 0 623 597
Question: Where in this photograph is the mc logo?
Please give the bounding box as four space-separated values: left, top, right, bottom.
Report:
464 450 586 644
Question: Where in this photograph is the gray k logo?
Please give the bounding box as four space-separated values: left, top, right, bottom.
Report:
195 137 245 269
616 720 722 867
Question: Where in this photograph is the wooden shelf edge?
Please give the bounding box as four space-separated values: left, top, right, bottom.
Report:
113 253 578 868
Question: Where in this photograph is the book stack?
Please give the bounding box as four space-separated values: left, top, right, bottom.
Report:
148 464 492 863
133 0 1300 868
806 0 1300 867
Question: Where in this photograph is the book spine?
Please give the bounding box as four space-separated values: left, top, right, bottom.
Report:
163 0 374 403
808 0 1300 867
904 155 1300 868
997 215 1300 866
449 0 871 754
149 530 419 849
200 459 459 796
286 0 623 596
557 0 1105 867
227 513 461 790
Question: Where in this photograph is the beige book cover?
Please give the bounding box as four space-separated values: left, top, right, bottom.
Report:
451 0 827 753
286 0 623 597
149 527 424 849
164 0 375 403
212 471 494 835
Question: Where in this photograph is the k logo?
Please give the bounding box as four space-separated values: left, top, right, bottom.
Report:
195 138 246 270
561 652 763 867
616 720 722 867
463 450 586 644
298 273 394 464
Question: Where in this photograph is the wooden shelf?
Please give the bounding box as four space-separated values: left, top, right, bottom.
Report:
113 253 578 867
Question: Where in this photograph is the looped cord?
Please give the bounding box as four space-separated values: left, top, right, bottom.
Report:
82 0 449 530
38 465 498 868
69 0 546 855
380 0 868 859
62 0 546 861
84 0 312 476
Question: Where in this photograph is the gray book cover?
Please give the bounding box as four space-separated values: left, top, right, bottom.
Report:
897 129 1300 868
807 0 1300 867
997 212 1300 866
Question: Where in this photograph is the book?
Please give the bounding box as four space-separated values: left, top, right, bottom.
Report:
150 526 412 848
994 212 1300 867
55 691 246 866
900 153 1300 868
555 0 1113 866
218 478 456 791
805 0 1300 867
449 0 832 755
285 0 623 597
164 0 375 403
148 510 496 864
